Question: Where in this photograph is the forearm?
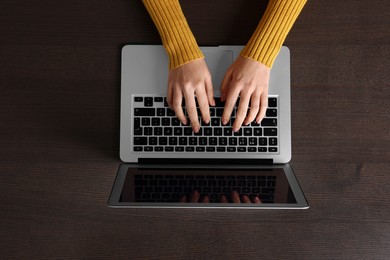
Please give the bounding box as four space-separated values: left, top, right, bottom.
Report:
241 0 307 68
142 0 204 69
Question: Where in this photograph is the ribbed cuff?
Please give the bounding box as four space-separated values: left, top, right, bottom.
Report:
143 0 204 70
240 0 307 68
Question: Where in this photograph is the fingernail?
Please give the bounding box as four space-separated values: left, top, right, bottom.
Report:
222 120 227 125
233 127 239 132
193 126 199 133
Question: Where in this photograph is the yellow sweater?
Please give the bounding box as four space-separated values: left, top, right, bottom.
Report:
142 0 307 69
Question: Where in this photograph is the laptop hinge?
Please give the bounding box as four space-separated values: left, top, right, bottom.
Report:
138 158 273 165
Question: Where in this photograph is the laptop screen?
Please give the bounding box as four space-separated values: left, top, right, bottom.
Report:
118 167 297 204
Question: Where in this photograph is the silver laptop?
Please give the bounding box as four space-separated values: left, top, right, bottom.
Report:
109 45 309 209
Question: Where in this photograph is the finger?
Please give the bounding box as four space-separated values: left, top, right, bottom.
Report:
195 86 211 124
233 91 251 132
205 75 215 106
221 85 240 125
190 190 200 203
220 70 232 102
201 195 209 203
231 191 241 203
179 195 186 203
244 90 261 126
253 196 262 204
183 90 200 132
220 195 228 203
241 195 251 203
256 91 268 124
172 90 187 125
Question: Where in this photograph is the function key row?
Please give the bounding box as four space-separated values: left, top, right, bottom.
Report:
133 146 278 153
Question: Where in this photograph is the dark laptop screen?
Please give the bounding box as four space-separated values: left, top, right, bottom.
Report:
119 168 297 204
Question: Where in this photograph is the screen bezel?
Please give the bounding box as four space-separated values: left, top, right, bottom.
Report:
108 163 309 209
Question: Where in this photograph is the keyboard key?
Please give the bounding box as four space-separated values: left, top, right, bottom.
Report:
159 137 167 145
206 147 216 152
219 137 227 146
134 137 147 145
268 97 277 107
227 147 236 152
134 108 155 116
169 137 177 145
196 147 205 152
184 127 193 136
217 147 226 152
179 137 187 145
164 128 173 136
244 128 252 136
189 137 197 145
152 118 160 126
154 127 162 135
259 138 267 146
254 128 262 136
249 137 257 146
269 138 278 146
239 137 247 146
214 128 223 136
209 137 218 146
134 97 143 102
154 146 163 152
175 147 184 152
186 147 195 152
144 146 153 152
154 97 163 102
237 147 246 152
261 118 277 126
204 127 212 136
266 109 277 117
141 117 150 126
144 97 153 107
134 146 143 151
144 127 153 135
199 137 207 145
174 127 182 136
258 147 267 152
264 128 277 136
269 147 278 152
248 147 257 152
165 147 174 152
229 137 237 146
149 137 158 145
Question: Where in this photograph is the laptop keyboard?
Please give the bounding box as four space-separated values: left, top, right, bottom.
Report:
134 174 276 203
132 95 279 153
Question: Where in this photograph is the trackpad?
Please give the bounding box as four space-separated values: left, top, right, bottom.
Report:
203 50 233 93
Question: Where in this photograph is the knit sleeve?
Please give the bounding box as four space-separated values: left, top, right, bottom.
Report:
142 0 204 70
240 0 307 68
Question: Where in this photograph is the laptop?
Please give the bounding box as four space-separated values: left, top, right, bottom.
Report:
108 45 309 209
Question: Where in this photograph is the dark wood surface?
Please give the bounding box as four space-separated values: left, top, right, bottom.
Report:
1 0 389 259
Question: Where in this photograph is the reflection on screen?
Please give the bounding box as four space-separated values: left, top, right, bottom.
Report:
120 168 297 204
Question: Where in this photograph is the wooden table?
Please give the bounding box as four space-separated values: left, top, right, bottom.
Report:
1 0 389 258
